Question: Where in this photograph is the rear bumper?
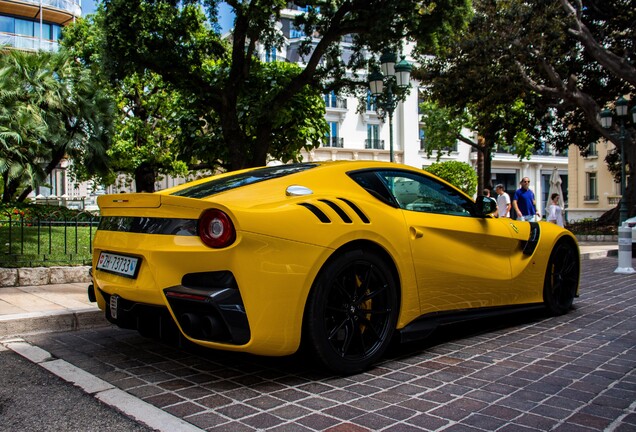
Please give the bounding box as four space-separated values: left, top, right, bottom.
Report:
92 230 331 356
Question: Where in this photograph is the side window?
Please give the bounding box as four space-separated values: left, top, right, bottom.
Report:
348 169 474 216
380 171 474 217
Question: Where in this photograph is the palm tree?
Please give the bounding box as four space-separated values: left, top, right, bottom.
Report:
0 49 114 203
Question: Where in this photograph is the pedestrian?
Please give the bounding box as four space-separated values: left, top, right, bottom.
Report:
495 184 511 218
513 177 540 222
546 193 564 227
483 188 492 198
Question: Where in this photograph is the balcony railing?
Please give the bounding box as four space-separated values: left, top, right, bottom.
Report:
0 33 59 52
607 196 621 205
323 137 344 148
18 0 81 15
365 139 385 150
325 97 347 109
493 146 568 157
584 195 599 202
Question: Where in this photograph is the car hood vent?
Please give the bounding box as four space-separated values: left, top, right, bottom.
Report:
297 198 370 224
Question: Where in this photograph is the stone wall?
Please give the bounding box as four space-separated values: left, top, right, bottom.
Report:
0 266 91 288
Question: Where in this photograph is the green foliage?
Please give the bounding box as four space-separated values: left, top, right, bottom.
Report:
419 100 470 159
421 0 635 219
63 14 190 192
0 49 114 202
425 161 478 196
0 202 94 220
96 0 472 170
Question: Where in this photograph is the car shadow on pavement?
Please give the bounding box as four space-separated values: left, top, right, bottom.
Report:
384 307 552 363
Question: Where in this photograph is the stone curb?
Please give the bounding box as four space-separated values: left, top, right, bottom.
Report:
0 266 91 288
575 234 619 242
0 308 108 339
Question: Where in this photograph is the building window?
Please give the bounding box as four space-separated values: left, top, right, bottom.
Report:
366 91 377 112
585 172 598 201
15 19 34 37
324 121 342 147
0 16 13 33
0 16 62 40
324 91 337 108
265 47 277 62
585 141 598 158
290 24 304 38
366 124 383 149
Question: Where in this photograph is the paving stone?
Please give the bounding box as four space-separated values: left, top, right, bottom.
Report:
20 257 636 431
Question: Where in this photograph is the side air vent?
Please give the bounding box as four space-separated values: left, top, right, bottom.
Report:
522 222 540 255
319 199 352 223
337 198 370 224
298 203 331 223
298 199 372 224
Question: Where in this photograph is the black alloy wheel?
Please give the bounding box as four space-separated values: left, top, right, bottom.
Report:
306 249 399 374
543 240 580 316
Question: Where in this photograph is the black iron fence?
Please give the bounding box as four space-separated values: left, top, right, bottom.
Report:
0 211 99 268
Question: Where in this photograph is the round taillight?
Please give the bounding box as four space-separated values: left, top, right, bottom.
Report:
198 209 236 248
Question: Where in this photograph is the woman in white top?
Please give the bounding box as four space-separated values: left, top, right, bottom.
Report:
547 193 564 227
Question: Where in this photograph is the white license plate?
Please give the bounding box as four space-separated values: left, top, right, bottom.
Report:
97 252 140 278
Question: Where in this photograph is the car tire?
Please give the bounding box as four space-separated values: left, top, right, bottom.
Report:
543 240 580 316
305 249 399 374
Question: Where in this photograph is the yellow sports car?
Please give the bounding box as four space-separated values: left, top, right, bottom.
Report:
90 161 580 373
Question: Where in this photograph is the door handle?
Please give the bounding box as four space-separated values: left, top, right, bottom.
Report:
410 227 424 239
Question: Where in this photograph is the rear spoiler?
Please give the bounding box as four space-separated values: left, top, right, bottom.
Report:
97 193 161 209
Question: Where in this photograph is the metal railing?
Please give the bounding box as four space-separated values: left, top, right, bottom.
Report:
324 137 344 148
15 0 81 15
0 212 98 268
365 139 385 150
0 33 59 52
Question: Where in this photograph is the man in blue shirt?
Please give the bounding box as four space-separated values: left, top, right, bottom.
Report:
513 177 539 221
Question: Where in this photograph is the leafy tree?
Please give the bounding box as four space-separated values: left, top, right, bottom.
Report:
63 13 189 193
97 0 472 171
415 0 560 194
470 0 634 221
0 50 113 203
509 0 635 221
425 160 478 196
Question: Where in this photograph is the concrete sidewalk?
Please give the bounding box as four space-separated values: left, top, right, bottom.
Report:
0 243 623 339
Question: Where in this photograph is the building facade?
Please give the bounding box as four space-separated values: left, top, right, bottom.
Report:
0 0 81 52
567 139 621 221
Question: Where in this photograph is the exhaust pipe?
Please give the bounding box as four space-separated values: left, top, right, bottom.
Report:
179 313 224 340
201 315 223 339
179 313 201 336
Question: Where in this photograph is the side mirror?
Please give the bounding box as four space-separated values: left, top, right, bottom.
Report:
476 196 497 217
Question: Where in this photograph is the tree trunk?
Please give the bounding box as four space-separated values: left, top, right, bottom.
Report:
16 146 67 203
134 162 157 193
476 137 486 194
1 173 18 203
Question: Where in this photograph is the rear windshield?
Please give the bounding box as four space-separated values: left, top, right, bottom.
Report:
171 163 317 199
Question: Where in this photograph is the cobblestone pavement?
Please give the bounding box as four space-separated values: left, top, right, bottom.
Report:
25 258 636 431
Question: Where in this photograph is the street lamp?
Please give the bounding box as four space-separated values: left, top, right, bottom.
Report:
368 51 412 162
600 96 636 225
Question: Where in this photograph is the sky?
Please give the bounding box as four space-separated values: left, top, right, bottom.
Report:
82 0 97 15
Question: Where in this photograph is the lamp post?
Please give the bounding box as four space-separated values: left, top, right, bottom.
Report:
368 51 412 162
600 96 636 225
